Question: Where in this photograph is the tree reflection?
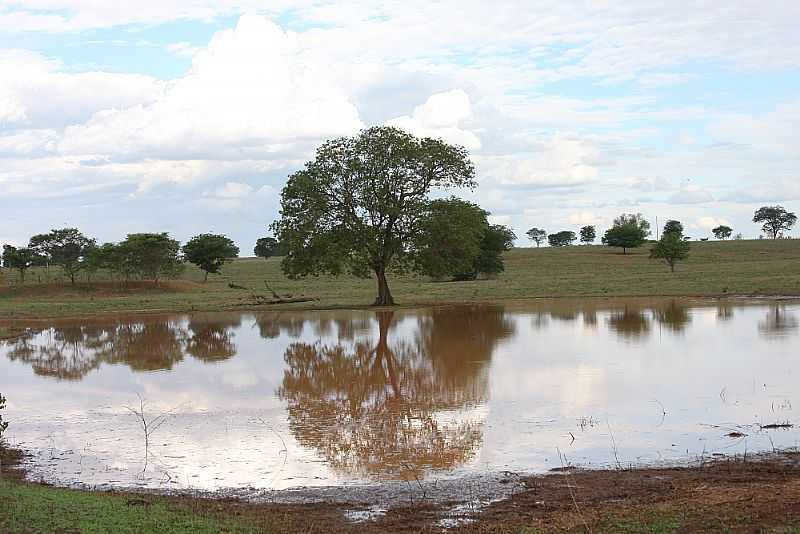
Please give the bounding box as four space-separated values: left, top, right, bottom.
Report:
1 316 242 379
653 300 691 333
278 307 514 481
759 304 799 338
606 306 651 340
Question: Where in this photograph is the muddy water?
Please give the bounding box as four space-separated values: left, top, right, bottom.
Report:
1 299 799 498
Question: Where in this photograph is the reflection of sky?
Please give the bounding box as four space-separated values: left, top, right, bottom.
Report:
1 301 799 493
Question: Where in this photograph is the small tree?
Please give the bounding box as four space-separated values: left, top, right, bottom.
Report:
650 232 691 272
548 231 577 247
579 225 596 245
415 198 487 280
120 233 183 285
753 206 797 239
526 227 547 247
182 234 239 282
663 220 684 237
602 213 651 254
712 225 733 240
28 228 96 285
2 245 42 284
468 224 516 280
254 237 286 259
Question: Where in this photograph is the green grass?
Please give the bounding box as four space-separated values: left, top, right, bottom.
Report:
1 239 799 319
0 479 253 533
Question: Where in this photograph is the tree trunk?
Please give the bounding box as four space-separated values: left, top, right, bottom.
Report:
373 267 395 306
670 262 675 273
203 270 209 283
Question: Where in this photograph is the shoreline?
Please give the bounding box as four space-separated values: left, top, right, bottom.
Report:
1 292 799 323
3 443 800 531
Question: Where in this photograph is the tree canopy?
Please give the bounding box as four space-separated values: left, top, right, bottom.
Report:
712 225 733 240
548 231 577 247
118 233 183 285
579 225 596 245
650 232 690 272
28 227 96 285
271 126 476 305
2 245 43 284
182 234 239 281
526 227 547 247
254 237 286 259
662 220 684 237
415 198 515 281
602 213 651 254
753 206 797 239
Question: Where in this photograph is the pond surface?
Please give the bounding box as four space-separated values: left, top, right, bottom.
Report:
1 299 799 496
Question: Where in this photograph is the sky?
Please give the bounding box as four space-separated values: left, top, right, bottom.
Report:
1 1 799 251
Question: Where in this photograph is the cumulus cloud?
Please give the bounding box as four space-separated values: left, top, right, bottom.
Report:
478 133 601 188
694 216 731 232
386 89 480 149
59 15 363 163
0 49 162 129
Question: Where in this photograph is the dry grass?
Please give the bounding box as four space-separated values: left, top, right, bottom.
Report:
1 239 799 319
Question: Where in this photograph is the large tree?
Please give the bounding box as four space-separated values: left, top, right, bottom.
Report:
753 206 797 239
602 213 651 254
28 228 96 285
272 127 475 306
526 227 547 247
182 234 239 282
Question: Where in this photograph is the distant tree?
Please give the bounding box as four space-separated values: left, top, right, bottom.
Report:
119 233 183 285
753 206 797 239
662 220 684 237
28 228 96 285
2 245 42 284
254 237 286 259
579 225 596 245
182 234 239 282
650 232 691 272
602 213 651 254
526 227 547 247
712 225 733 240
0 392 7 438
271 126 476 306
548 231 577 247
415 198 487 280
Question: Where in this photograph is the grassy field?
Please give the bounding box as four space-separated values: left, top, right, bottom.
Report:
1 239 799 319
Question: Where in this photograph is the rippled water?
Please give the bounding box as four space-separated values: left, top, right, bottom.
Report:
1 299 798 494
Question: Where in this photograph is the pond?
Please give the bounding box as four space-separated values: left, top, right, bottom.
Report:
1 299 798 497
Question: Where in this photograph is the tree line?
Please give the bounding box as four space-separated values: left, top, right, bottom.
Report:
2 230 240 285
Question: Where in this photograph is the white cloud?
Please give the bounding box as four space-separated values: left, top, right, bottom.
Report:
694 216 731 232
166 42 202 58
668 184 714 205
386 89 481 149
478 133 601 188
567 211 603 226
206 182 253 199
58 15 363 164
0 49 162 129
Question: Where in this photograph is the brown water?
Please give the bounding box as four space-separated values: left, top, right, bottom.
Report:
1 299 799 497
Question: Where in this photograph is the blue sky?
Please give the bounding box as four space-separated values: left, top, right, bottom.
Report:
1 1 799 250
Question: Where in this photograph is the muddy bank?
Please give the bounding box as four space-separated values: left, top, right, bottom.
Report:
5 443 800 532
